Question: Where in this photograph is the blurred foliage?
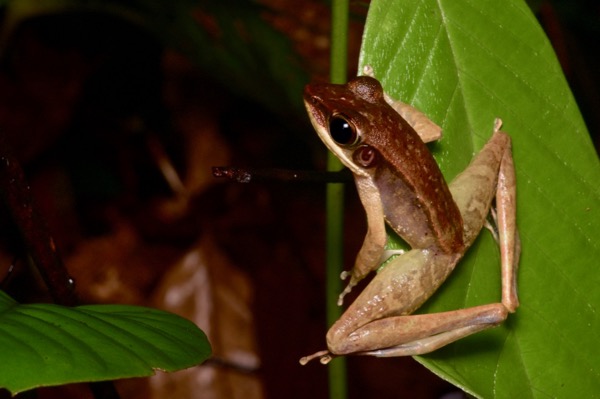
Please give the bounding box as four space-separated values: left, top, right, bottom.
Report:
0 0 310 117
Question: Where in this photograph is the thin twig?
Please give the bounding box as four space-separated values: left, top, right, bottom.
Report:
212 166 352 184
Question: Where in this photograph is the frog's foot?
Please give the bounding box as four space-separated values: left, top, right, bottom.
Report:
494 117 503 132
299 350 334 365
337 283 353 306
337 271 357 306
340 270 351 280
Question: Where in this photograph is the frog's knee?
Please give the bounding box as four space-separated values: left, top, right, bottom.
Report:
326 328 354 355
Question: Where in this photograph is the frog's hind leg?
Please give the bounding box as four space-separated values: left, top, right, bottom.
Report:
495 126 520 312
332 303 509 358
450 119 520 312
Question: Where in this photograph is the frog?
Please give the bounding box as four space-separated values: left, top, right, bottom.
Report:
300 69 520 364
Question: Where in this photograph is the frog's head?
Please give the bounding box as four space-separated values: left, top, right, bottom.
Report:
304 76 414 177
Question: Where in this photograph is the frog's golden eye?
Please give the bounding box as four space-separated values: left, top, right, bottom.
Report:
329 115 359 146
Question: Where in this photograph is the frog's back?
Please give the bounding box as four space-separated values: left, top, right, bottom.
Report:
371 108 464 254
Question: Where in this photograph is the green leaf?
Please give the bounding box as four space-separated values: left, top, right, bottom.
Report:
360 0 600 398
0 290 211 395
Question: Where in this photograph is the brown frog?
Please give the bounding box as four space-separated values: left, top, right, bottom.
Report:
301 70 520 364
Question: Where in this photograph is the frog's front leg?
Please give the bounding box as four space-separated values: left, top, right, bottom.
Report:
337 175 388 305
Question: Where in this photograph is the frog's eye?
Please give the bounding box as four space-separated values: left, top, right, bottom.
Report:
329 115 359 146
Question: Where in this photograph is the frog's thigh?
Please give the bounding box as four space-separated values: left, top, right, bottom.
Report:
390 101 442 143
329 303 508 357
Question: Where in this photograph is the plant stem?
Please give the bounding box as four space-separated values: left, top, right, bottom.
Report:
327 1 349 398
330 0 349 85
